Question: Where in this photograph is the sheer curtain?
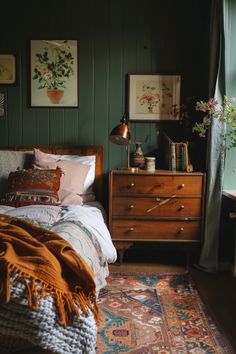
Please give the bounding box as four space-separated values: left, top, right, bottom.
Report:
198 0 230 272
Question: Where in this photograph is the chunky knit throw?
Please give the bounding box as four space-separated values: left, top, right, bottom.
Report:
0 214 98 325
0 280 97 354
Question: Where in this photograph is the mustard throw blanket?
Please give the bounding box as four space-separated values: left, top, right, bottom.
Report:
0 214 98 325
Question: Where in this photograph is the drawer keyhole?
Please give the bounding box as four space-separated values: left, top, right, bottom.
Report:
153 184 161 188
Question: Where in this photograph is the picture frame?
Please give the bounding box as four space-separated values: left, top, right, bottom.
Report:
30 40 78 107
128 74 181 121
0 90 6 117
0 55 16 84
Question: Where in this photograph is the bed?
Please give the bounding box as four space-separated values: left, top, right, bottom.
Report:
0 145 117 354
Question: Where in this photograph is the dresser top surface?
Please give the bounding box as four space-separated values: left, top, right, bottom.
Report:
110 168 205 176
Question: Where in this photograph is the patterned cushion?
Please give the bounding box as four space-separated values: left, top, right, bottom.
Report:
4 168 62 206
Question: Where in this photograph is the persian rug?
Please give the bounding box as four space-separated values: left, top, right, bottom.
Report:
96 272 233 354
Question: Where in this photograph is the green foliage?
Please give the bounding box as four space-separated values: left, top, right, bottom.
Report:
32 40 74 90
192 96 236 150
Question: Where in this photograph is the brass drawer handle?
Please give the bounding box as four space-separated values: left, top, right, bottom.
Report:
179 183 185 189
129 205 134 209
179 205 185 210
179 227 184 233
129 183 135 188
129 227 134 231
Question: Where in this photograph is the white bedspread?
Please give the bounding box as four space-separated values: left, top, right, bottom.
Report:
0 203 117 292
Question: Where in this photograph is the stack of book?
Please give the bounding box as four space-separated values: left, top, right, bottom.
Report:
161 133 193 172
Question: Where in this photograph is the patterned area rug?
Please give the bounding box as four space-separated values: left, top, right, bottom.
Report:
96 272 233 353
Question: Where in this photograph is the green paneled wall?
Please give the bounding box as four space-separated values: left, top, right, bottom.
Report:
0 0 211 174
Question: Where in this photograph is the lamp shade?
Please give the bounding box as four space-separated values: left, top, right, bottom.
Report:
109 113 131 145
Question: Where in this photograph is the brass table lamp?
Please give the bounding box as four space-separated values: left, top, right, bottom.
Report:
109 113 131 169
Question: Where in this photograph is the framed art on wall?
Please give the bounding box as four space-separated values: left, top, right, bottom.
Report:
128 74 181 121
0 55 16 84
0 90 6 117
30 40 78 107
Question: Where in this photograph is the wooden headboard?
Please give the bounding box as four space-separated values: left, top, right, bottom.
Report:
0 145 104 204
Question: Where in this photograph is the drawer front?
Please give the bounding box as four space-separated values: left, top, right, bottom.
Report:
111 219 201 241
113 175 203 196
112 197 202 217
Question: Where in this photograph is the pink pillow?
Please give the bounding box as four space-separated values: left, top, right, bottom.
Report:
33 149 90 205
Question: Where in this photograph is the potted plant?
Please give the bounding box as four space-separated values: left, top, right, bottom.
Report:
32 40 75 104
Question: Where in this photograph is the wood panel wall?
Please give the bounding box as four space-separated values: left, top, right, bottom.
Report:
0 0 211 174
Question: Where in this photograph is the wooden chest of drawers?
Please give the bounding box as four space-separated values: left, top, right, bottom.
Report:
109 169 206 262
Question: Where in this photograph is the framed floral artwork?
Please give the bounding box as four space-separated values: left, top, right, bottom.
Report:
30 40 78 107
0 55 16 84
128 74 181 121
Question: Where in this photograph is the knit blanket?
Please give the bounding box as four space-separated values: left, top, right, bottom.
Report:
0 214 98 325
0 280 97 354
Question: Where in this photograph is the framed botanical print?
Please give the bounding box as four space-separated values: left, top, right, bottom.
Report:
0 55 16 84
30 40 78 107
128 74 181 121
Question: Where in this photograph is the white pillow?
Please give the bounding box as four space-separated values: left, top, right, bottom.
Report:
48 153 96 202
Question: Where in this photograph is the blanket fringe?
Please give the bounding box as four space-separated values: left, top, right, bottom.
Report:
0 261 98 326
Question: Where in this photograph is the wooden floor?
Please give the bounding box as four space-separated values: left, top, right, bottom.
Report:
109 249 236 351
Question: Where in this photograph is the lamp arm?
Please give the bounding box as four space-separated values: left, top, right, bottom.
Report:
127 144 130 169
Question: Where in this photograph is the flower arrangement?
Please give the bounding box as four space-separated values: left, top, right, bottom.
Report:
192 96 236 149
32 40 74 90
138 83 161 113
